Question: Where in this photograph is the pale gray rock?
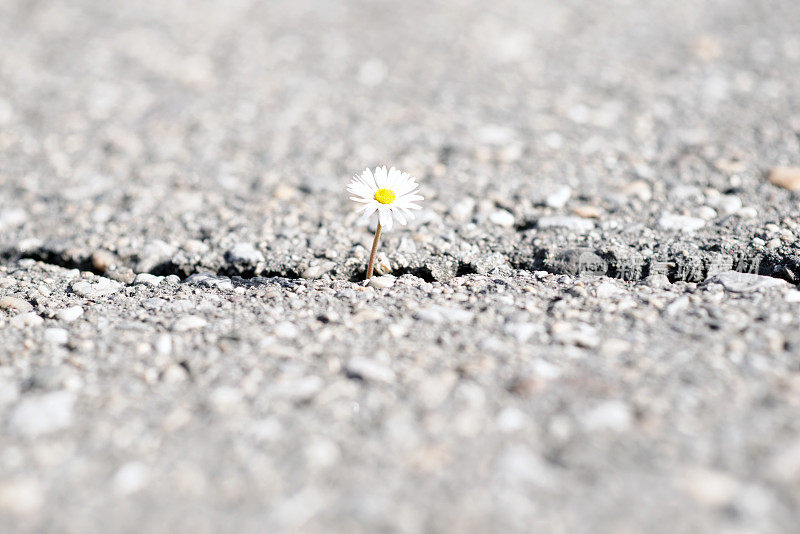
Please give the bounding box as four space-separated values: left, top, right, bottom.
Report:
54 306 84 322
344 357 396 384
0 296 32 313
537 216 595 233
226 243 265 264
658 214 707 232
702 271 789 293
133 273 164 287
70 278 122 299
8 391 75 437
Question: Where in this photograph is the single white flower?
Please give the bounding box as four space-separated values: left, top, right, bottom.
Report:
347 166 423 231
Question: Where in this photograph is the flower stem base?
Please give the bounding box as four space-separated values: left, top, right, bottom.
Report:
366 222 382 279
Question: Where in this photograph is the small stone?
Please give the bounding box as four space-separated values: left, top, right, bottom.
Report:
415 305 473 324
10 312 43 329
274 321 299 338
714 195 742 215
696 206 717 220
737 206 758 218
91 250 116 272
272 376 324 402
537 216 595 233
621 180 652 201
0 296 33 313
496 445 556 487
133 273 164 287
658 213 706 232
550 321 599 348
489 209 515 227
0 478 43 516
301 261 336 279
71 277 122 299
9 391 75 436
472 253 508 275
545 186 571 208
345 357 395 383
105 267 137 284
450 197 475 220
0 208 27 230
273 183 298 200
768 166 800 190
504 322 539 343
368 275 396 289
226 242 265 264
43 328 68 345
496 407 528 432
155 334 172 355
581 400 633 432
702 271 788 293
113 462 150 495
571 204 604 218
681 468 741 507
208 387 244 414
172 316 208 332
184 273 234 291
595 282 624 298
55 306 83 322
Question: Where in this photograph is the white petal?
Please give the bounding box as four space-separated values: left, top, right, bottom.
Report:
374 166 389 188
348 182 374 199
359 204 378 221
394 181 417 196
392 208 407 225
396 206 415 221
394 198 422 210
378 206 393 230
361 168 377 190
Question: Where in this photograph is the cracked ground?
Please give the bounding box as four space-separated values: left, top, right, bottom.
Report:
2 0 800 532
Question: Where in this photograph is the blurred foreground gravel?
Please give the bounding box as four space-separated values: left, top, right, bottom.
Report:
2 0 800 532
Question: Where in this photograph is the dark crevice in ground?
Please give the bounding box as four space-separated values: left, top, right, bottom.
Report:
2 243 800 286
510 244 800 284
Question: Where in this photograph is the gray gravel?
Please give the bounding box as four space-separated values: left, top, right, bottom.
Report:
2 0 800 532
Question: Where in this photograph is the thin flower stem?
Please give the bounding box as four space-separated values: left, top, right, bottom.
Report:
366 221 382 279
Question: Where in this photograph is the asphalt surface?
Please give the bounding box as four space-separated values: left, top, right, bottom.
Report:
2 0 800 532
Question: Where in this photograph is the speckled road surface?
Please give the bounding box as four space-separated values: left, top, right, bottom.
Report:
2 0 800 532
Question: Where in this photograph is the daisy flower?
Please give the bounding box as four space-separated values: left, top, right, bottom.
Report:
347 166 423 231
347 166 424 279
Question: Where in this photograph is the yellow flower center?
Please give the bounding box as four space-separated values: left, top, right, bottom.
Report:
374 188 396 204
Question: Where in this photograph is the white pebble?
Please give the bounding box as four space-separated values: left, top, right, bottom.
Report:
172 316 208 332
368 275 396 289
10 312 43 329
345 357 396 383
0 478 43 516
113 462 150 495
43 328 68 345
545 186 572 208
581 400 632 432
658 213 707 232
133 273 164 287
489 209 515 227
9 391 75 437
55 306 83 322
0 296 32 313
